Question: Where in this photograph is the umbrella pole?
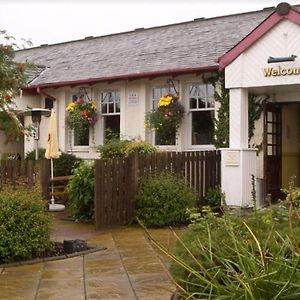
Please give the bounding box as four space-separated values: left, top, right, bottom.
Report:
50 158 55 205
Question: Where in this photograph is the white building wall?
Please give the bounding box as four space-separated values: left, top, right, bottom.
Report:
226 20 300 89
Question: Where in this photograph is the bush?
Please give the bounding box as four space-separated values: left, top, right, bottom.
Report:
136 172 197 227
25 148 46 160
169 206 300 299
67 161 95 221
97 139 129 159
52 152 79 176
97 138 158 159
124 140 158 156
0 185 51 263
204 185 225 208
25 149 79 176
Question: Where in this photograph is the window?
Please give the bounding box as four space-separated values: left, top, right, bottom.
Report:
151 85 177 146
71 92 90 147
100 91 120 142
189 83 215 145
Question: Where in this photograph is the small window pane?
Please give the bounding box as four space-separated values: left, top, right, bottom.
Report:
189 98 197 109
74 124 89 146
116 102 120 112
104 115 120 142
191 111 214 145
109 103 114 113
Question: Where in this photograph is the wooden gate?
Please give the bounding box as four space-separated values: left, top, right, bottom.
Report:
94 151 221 229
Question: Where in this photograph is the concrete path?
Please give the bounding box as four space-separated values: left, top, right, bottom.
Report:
0 213 179 300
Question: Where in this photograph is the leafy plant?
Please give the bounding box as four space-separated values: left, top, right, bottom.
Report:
136 172 197 227
97 138 129 159
97 139 157 159
145 94 185 145
163 205 300 299
0 30 33 142
204 185 225 208
0 184 51 263
66 96 97 139
25 148 79 176
67 161 95 221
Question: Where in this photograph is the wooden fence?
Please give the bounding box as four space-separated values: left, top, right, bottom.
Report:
94 151 221 229
0 160 37 189
0 160 70 202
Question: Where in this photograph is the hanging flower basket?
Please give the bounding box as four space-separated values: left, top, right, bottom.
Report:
66 96 97 138
145 94 185 145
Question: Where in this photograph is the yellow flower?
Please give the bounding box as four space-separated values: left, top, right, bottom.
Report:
66 102 76 112
91 102 97 111
158 95 172 108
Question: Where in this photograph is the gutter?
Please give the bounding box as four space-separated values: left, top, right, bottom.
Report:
23 65 219 91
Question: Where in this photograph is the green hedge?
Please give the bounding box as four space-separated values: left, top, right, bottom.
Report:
0 185 51 263
136 172 197 227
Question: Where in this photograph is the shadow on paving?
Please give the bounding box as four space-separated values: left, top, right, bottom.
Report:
0 210 181 300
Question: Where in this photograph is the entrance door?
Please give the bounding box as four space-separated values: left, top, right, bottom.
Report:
264 102 282 201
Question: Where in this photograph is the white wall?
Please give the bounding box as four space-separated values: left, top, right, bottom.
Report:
226 20 300 89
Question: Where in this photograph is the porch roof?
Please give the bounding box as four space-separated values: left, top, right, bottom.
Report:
14 4 299 90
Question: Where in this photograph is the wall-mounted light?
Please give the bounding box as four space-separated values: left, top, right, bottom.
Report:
267 54 297 64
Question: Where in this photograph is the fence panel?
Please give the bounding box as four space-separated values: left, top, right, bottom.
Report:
94 150 221 229
0 160 37 190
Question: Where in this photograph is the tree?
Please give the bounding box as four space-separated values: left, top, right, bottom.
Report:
0 30 31 142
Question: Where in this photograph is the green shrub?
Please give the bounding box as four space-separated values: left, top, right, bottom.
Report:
169 206 300 299
204 185 225 208
26 149 79 176
97 138 129 159
0 185 51 263
124 140 158 156
97 139 158 159
67 161 94 221
136 172 197 227
25 148 46 160
52 152 79 176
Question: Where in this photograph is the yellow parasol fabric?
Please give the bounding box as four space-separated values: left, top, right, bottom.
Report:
45 109 61 159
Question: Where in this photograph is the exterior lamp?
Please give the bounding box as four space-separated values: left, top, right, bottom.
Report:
19 108 51 160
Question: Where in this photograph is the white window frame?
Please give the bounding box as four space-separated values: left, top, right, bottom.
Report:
150 85 178 148
187 82 216 149
100 90 121 143
69 89 91 151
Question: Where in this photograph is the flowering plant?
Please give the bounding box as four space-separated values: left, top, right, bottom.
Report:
66 96 97 138
145 94 185 145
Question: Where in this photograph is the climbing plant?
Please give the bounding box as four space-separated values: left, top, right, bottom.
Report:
213 75 267 149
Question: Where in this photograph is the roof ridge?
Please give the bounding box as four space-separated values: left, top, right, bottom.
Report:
16 5 280 51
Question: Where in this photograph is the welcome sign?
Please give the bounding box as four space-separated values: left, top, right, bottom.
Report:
264 66 300 77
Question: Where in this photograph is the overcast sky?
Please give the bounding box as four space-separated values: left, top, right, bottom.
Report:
1 0 300 47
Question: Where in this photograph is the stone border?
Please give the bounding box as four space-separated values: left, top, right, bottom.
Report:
0 245 107 268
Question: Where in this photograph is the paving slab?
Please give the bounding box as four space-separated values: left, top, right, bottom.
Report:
0 212 178 299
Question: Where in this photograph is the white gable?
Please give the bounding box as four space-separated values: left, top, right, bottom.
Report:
225 19 300 88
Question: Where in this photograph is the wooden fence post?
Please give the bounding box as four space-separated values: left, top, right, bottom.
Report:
40 159 50 199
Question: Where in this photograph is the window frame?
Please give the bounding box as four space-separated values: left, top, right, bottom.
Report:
186 82 216 149
69 89 91 150
150 85 178 147
99 90 121 143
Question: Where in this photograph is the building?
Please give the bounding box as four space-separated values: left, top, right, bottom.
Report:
3 2 300 207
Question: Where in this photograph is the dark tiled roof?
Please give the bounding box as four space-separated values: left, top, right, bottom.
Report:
14 6 286 87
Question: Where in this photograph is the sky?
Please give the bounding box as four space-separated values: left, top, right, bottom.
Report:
1 0 300 47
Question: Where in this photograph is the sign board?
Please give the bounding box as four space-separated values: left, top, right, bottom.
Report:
128 92 139 106
225 150 240 166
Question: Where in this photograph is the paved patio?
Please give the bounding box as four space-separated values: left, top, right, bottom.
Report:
0 212 179 299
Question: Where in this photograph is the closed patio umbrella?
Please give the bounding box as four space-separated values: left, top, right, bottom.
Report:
45 109 65 211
